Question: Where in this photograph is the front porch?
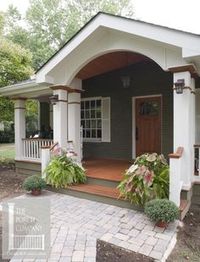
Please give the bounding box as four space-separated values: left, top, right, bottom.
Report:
1 13 199 211
12 54 200 210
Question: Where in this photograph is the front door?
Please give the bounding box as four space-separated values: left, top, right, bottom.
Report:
135 96 161 156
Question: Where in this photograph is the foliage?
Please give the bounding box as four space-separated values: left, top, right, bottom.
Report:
0 12 5 36
0 130 14 143
0 97 14 122
23 175 46 191
0 9 34 122
118 153 169 206
4 0 134 69
0 0 134 121
144 199 179 223
45 153 86 188
0 38 33 87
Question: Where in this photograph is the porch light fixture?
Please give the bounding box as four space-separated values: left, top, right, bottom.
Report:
121 75 131 88
174 79 185 94
49 94 58 105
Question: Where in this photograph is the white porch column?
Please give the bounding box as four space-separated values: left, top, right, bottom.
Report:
14 99 26 160
68 91 81 162
173 70 195 189
50 86 68 149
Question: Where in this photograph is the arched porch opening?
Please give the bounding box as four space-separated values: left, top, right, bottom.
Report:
75 51 173 164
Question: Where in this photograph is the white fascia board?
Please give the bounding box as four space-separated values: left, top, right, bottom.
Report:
99 14 200 54
0 80 50 97
36 13 200 81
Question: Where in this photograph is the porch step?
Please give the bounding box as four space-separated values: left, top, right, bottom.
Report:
48 184 142 211
68 184 120 198
179 199 191 220
86 176 120 188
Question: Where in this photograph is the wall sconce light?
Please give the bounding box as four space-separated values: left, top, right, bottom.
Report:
49 94 58 105
174 79 185 94
121 75 131 88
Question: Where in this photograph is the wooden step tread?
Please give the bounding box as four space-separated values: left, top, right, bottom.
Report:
86 173 122 182
82 159 130 182
68 184 121 199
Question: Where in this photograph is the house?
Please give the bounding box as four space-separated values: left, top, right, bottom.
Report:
1 12 200 209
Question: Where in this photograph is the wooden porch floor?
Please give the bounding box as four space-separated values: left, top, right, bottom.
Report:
82 158 131 182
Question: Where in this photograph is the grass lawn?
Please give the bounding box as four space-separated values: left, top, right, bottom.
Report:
0 143 15 160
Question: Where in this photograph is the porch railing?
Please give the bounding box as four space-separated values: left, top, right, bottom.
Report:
169 147 184 206
22 139 54 161
194 145 200 182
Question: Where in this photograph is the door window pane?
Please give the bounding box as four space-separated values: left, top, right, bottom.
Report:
140 101 159 116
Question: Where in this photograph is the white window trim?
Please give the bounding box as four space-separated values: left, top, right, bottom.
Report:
81 97 102 142
81 96 111 143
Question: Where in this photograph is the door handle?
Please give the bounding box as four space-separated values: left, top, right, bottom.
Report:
136 127 138 141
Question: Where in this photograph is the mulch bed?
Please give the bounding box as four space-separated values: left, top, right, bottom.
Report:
0 166 25 261
0 166 25 202
96 240 154 262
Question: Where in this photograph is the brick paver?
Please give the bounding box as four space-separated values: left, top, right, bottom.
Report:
8 191 177 261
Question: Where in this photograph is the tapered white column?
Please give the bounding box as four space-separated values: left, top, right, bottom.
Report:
14 99 26 160
68 91 81 162
51 86 68 149
173 71 195 189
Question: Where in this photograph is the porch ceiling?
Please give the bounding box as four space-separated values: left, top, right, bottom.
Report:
76 51 149 80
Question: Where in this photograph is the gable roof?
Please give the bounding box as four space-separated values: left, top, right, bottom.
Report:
36 12 200 74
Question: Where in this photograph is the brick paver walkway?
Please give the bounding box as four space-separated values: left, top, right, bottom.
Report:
8 191 177 262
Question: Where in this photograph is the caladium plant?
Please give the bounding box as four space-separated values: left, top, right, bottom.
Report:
118 153 169 206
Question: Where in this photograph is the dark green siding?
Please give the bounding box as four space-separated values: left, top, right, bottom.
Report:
82 62 173 160
40 102 50 130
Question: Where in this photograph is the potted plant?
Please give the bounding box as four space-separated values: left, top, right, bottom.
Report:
23 175 46 196
144 199 179 228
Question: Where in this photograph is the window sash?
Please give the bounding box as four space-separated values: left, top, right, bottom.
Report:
81 98 102 141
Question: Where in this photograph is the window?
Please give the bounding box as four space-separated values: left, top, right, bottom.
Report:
81 97 110 142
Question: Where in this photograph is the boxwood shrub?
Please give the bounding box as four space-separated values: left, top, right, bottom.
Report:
144 199 179 223
23 175 46 191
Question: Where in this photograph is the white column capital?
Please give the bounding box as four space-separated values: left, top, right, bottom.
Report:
173 71 191 87
68 92 81 103
13 98 26 109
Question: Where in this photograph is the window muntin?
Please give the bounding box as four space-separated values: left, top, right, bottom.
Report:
81 98 102 141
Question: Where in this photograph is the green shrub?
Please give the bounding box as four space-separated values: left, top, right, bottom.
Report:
45 154 86 188
144 199 179 223
118 153 169 206
23 175 46 191
0 130 14 143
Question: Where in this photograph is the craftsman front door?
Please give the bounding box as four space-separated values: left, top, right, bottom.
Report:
135 96 162 156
